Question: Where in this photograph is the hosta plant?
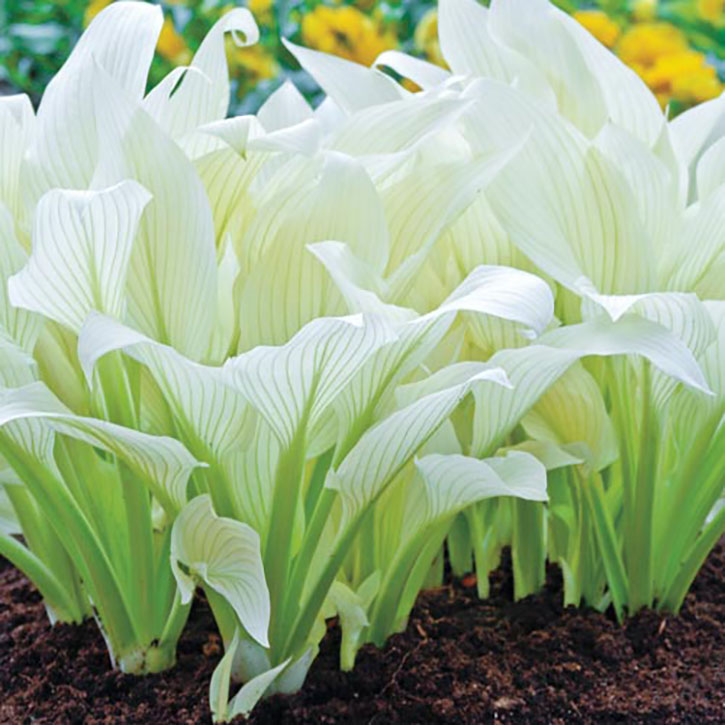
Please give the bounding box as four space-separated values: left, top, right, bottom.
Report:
285 0 725 619
0 0 722 720
0 0 561 705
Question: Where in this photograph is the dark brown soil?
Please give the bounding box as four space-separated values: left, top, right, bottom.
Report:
1 542 723 724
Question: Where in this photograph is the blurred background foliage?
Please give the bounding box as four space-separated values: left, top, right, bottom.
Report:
0 0 722 116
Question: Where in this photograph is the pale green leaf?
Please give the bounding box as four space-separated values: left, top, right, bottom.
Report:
25 1 162 195
540 314 711 394
499 439 584 470
374 51 449 90
556 7 664 144
171 495 270 646
489 0 607 137
0 94 34 219
0 382 201 511
0 204 42 353
410 450 548 530
257 81 314 131
521 363 616 470
8 181 151 333
92 72 218 359
144 9 259 155
471 345 580 457
665 186 725 295
696 136 725 201
78 313 255 462
329 367 512 519
226 314 396 448
281 40 402 114
438 0 556 108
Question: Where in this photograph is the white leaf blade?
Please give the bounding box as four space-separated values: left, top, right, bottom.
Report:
8 181 151 333
171 495 270 647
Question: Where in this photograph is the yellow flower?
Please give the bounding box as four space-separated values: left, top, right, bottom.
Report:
157 17 191 64
414 9 446 68
572 10 620 48
617 22 688 68
248 0 273 24
617 23 722 108
227 43 279 82
84 0 112 26
301 5 396 67
643 51 722 105
697 0 724 23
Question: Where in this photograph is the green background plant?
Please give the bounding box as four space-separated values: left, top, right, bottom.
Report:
1 0 722 115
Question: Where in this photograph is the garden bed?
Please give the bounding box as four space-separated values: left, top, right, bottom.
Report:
1 542 723 724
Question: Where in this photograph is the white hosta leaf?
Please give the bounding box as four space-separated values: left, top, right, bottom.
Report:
8 181 151 333
329 95 466 159
208 237 241 363
0 94 34 218
308 241 400 318
201 115 263 157
701 301 725 400
226 314 396 448
329 368 511 520
433 193 528 295
669 301 725 446
489 0 607 137
0 382 200 511
382 148 521 301
438 0 556 108
374 51 450 90
227 660 291 720
0 205 42 353
394 361 510 408
257 81 314 131
500 440 583 470
237 235 346 349
237 152 389 346
145 9 259 154
696 136 725 201
579 287 716 360
281 40 402 115
540 314 711 394
194 145 266 257
230 83 317 156
171 495 270 647
669 93 725 199
487 120 653 295
471 345 581 457
93 72 218 359
312 257 552 453
25 1 162 194
327 576 379 671
665 185 725 295
423 265 553 338
555 7 664 144
409 450 547 531
331 313 454 456
313 245 553 339
522 363 617 471
243 151 388 274
0 336 37 388
594 123 678 254
78 313 254 462
210 628 289 723
222 421 279 540
248 119 323 158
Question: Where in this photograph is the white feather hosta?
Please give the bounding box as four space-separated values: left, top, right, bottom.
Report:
0 0 722 718
296 0 725 619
